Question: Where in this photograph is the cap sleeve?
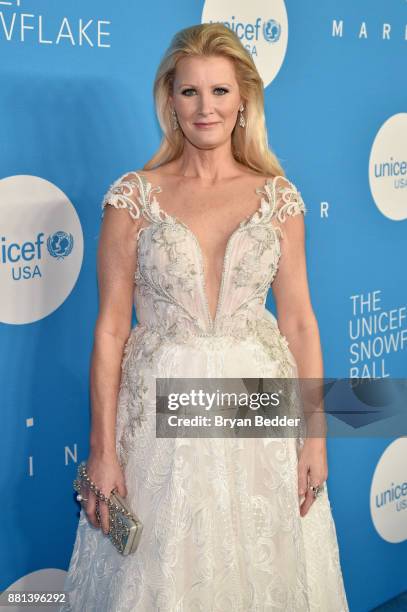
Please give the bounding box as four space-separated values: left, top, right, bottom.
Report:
101 171 143 221
273 176 307 224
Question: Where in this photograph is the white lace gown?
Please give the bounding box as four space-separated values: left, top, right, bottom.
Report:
60 172 349 611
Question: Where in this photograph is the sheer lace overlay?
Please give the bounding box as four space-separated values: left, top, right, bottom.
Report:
60 172 349 612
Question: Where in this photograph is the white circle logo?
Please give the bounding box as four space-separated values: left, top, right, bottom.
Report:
369 113 407 220
202 0 288 88
0 175 83 324
370 437 407 543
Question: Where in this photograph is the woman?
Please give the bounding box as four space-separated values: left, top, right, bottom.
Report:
61 23 349 611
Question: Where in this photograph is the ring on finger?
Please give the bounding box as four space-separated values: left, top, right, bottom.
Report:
309 483 325 499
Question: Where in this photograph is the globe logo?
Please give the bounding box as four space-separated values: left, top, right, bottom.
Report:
47 230 74 260
263 19 281 43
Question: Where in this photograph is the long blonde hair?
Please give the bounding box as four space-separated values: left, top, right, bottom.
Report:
143 23 285 178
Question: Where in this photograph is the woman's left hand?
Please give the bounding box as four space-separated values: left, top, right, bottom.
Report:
297 438 328 517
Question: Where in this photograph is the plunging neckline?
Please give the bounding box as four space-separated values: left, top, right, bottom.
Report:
137 172 282 332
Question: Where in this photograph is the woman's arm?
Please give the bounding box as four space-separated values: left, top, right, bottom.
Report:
271 179 326 432
85 172 142 531
90 199 140 455
270 177 327 517
271 180 323 381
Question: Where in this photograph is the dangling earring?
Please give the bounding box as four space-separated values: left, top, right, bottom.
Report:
171 108 179 131
239 103 246 128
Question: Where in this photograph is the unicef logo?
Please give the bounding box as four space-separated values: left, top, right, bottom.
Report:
47 230 74 260
202 0 288 88
369 113 407 220
263 19 281 43
370 438 407 543
0 175 83 325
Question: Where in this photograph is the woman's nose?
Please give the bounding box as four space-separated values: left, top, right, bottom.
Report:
197 93 214 116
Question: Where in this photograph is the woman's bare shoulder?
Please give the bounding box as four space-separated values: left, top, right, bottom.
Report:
139 162 178 181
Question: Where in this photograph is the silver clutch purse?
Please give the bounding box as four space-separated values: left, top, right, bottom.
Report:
73 461 143 556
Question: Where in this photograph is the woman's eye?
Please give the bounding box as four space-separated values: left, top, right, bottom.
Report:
180 87 229 96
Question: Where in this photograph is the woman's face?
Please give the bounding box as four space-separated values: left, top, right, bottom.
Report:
169 55 243 150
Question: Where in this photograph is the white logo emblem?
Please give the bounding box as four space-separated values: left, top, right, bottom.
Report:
369 113 407 220
0 175 83 324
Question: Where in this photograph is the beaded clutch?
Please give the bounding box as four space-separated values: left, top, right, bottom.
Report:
73 461 143 555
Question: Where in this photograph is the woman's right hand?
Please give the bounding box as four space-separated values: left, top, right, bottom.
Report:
82 451 128 535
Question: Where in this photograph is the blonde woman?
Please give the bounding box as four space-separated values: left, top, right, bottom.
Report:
61 24 349 612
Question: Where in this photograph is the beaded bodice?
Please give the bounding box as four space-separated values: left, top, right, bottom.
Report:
101 171 307 342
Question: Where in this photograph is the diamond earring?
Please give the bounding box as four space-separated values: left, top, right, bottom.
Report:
171 108 179 131
238 103 246 128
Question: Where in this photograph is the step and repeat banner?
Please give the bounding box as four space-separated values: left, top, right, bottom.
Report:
1 1 406 610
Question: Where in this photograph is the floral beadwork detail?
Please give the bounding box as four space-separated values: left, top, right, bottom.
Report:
275 181 307 223
151 224 199 295
254 317 298 378
101 173 143 221
231 251 259 287
231 224 280 289
255 177 308 233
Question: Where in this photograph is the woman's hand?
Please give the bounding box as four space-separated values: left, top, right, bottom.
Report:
82 451 128 535
297 438 328 517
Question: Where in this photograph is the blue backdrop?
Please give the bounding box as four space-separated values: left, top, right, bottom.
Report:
1 1 406 610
